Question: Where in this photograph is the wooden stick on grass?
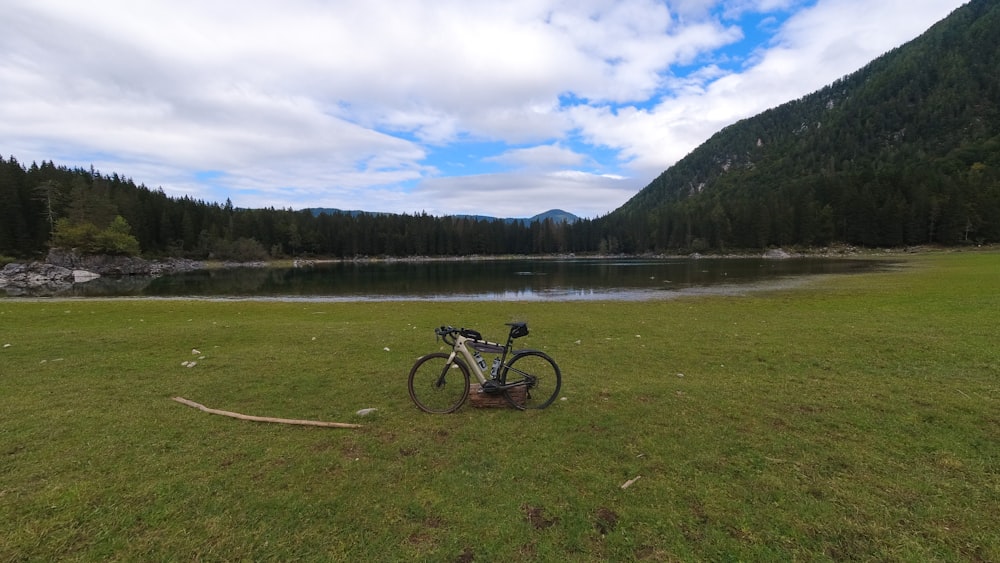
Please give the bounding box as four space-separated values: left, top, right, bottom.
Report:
171 396 362 429
620 475 641 490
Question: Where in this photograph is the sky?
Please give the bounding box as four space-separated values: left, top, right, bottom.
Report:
1 0 968 219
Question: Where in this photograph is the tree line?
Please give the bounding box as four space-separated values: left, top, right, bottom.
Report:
0 157 612 261
1 138 995 261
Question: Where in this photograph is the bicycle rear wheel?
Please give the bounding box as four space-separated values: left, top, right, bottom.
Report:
502 351 561 410
408 353 470 413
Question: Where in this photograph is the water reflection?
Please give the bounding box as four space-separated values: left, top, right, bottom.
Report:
44 257 890 301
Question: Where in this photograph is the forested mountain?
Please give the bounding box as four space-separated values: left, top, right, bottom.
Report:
601 0 1000 251
1 0 997 260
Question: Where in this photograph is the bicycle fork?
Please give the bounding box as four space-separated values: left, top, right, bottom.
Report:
435 351 462 388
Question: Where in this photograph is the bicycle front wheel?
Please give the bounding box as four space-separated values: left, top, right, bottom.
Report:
502 351 561 410
408 353 470 413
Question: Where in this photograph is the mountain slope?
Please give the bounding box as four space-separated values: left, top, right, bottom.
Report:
604 0 1000 250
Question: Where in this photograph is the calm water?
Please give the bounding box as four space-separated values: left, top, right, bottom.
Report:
47 257 889 301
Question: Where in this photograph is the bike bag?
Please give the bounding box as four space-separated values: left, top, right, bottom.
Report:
508 322 529 339
460 328 482 340
470 340 504 354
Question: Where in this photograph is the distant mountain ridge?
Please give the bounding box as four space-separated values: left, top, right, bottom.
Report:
306 207 579 224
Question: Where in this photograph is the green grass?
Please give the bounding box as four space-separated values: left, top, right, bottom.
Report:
1 251 997 561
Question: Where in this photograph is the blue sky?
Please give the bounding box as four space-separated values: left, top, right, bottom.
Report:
1 0 966 218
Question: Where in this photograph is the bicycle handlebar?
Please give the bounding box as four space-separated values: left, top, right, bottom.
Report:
434 325 457 336
435 325 459 346
435 325 482 346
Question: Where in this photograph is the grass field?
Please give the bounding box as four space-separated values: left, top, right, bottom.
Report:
1 251 997 561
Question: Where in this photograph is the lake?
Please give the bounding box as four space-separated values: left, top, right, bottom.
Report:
43 257 890 301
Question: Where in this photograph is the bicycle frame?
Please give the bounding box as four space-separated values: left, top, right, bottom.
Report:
442 330 539 391
445 332 506 385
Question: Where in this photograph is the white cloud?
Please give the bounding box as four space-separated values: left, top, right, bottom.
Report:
486 144 587 170
720 0 803 20
413 170 640 218
0 0 969 218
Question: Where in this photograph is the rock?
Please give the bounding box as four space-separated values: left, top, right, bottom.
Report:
763 248 793 259
356 408 378 416
149 258 204 276
2 251 203 296
47 248 151 275
73 270 101 283
219 260 266 269
46 248 203 276
0 262 76 294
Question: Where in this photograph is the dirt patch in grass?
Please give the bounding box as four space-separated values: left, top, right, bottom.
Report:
340 441 363 460
595 507 618 535
522 504 558 530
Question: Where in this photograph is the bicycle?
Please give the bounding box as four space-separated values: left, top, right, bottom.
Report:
407 322 562 413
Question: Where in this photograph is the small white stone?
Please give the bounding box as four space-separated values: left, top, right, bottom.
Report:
356 408 377 416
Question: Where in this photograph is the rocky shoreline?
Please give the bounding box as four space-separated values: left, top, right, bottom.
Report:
0 250 203 296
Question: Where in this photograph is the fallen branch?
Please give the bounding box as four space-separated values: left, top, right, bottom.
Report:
171 397 362 429
620 475 641 490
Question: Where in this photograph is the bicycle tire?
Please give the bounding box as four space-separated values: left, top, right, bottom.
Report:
502 350 562 410
408 353 470 413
